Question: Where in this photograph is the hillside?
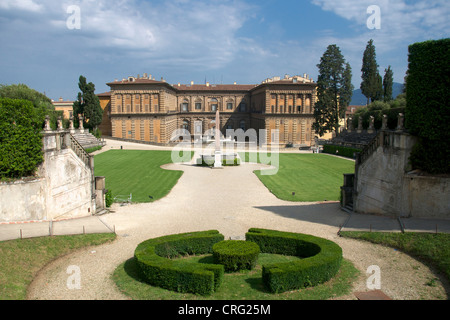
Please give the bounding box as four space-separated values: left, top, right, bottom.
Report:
351 82 404 105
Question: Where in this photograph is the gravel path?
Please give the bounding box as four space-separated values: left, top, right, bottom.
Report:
27 141 449 300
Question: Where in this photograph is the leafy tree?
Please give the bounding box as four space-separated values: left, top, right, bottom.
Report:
0 83 63 130
0 98 44 178
383 66 394 102
313 44 353 136
361 39 382 104
73 76 102 131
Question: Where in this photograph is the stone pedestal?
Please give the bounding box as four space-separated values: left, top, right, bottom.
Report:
214 151 222 168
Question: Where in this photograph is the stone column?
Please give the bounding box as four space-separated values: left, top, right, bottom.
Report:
69 116 75 134
396 113 404 131
79 115 84 133
368 116 375 134
347 117 353 133
357 117 363 133
381 114 388 130
44 115 51 131
57 116 63 131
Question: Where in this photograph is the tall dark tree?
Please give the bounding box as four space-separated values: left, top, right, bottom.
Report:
313 44 353 136
383 65 394 102
361 39 381 105
340 62 354 118
72 75 102 130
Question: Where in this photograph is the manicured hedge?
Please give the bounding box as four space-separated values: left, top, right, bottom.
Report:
405 38 450 174
0 98 44 178
213 240 260 272
134 230 225 296
323 145 361 159
245 228 343 293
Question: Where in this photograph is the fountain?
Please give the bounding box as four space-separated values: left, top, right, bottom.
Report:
196 109 240 167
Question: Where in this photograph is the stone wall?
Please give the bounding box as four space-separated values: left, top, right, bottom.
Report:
0 129 97 222
353 130 450 218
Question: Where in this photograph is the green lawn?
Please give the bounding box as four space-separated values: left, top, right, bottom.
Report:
340 232 450 285
0 234 116 300
94 150 185 203
242 153 355 202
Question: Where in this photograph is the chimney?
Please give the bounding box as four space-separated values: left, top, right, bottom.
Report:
206 82 210 87
234 81 237 85
191 81 194 86
143 73 148 78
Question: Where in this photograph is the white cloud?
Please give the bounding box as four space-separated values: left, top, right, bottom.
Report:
310 0 450 83
0 0 43 12
311 0 450 44
0 0 257 70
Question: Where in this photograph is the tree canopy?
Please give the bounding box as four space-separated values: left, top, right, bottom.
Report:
0 98 44 178
361 39 382 105
72 76 103 131
313 44 354 137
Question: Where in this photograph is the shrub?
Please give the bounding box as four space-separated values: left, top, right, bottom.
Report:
198 156 241 167
134 230 225 295
245 228 343 293
0 98 44 178
323 145 361 159
213 240 260 272
105 189 113 208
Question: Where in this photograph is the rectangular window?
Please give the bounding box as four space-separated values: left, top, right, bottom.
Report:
195 103 202 110
182 103 189 112
240 103 246 112
212 104 218 112
227 103 233 110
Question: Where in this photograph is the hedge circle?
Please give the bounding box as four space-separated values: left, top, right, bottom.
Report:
245 228 343 293
212 240 260 272
134 230 225 296
134 228 343 296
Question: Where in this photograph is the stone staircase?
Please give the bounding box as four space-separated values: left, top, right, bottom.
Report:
330 131 378 149
72 132 106 150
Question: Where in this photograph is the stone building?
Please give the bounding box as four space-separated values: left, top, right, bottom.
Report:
52 97 74 119
105 73 317 146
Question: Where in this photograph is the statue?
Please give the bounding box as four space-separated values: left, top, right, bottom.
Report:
213 109 222 168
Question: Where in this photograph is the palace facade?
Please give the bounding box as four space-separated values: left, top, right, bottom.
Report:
105 73 317 146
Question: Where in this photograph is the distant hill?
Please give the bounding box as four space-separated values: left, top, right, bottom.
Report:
350 82 404 105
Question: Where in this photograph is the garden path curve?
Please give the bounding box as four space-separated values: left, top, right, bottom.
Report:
27 148 448 300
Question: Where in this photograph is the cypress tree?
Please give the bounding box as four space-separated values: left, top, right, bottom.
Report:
383 65 394 102
361 39 380 105
72 75 103 131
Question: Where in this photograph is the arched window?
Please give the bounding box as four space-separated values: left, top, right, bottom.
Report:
210 98 218 112
182 120 190 131
239 102 247 112
226 99 234 110
181 99 189 112
240 120 246 131
195 99 202 110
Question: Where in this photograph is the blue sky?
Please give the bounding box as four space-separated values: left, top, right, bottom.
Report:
0 0 448 101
